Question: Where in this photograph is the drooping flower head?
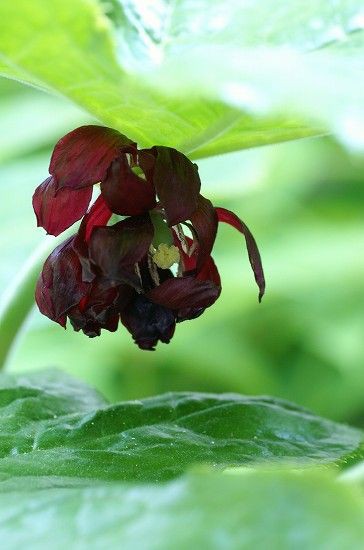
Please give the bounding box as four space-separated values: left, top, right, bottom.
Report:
33 125 265 350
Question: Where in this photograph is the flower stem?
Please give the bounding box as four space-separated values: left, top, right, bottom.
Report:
0 239 53 370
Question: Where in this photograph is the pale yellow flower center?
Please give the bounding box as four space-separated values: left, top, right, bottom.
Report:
152 244 180 269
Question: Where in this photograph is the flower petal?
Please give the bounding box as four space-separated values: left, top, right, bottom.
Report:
173 232 220 287
101 155 156 216
190 195 218 272
120 293 176 350
147 276 220 311
89 214 154 288
72 195 113 283
35 272 65 327
68 281 119 337
197 255 221 287
79 194 113 243
50 125 134 189
32 176 92 236
35 236 89 325
177 256 222 322
138 149 155 182
146 146 201 226
173 233 197 273
216 207 265 302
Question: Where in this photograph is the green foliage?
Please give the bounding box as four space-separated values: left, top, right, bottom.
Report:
2 470 364 549
0 0 363 156
0 370 362 547
0 370 362 485
0 1 364 545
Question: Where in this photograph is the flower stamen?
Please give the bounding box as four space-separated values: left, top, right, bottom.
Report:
152 243 180 269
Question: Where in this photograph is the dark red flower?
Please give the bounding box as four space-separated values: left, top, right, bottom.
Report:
120 293 176 351
34 125 265 350
33 125 151 237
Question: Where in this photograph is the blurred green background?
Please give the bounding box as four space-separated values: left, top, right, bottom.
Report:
1 79 363 425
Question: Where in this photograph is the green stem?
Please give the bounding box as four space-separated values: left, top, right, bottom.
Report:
0 238 53 370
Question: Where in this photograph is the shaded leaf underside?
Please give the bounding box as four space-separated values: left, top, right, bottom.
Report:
2 471 364 549
0 0 363 158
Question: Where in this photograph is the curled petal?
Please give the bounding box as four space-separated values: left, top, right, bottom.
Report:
89 214 154 288
101 155 156 216
190 195 218 272
73 195 113 282
173 233 197 273
146 146 201 226
32 176 92 236
35 273 66 327
216 207 265 302
50 125 134 189
177 256 222 322
79 194 113 243
120 293 176 351
147 276 220 311
197 255 221 287
173 231 221 288
35 236 89 325
138 149 155 182
68 281 119 338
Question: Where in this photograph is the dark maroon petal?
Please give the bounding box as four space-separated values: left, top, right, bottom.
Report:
216 207 265 302
173 230 220 290
197 255 221 287
35 272 66 327
79 194 113 243
146 146 201 226
72 237 95 285
117 284 136 312
120 293 176 350
173 232 197 273
32 176 92 236
147 276 220 311
89 214 154 288
138 149 155 182
35 236 89 325
101 155 156 216
72 195 112 283
190 195 218 272
173 248 221 321
50 125 134 189
50 238 89 320
173 232 215 278
68 281 119 337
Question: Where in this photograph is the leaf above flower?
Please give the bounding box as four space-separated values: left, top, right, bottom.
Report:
0 0 363 157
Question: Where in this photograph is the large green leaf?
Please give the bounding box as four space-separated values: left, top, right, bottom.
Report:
0 1 363 157
0 372 363 546
1 470 364 548
0 370 362 485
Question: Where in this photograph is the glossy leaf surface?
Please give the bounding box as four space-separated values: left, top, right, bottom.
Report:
0 370 361 484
